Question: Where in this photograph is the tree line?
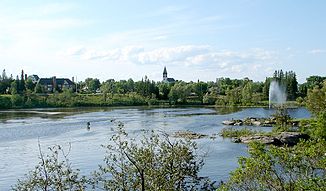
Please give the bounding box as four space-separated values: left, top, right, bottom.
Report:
0 69 325 108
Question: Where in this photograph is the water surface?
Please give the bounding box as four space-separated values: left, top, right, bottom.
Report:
0 107 310 189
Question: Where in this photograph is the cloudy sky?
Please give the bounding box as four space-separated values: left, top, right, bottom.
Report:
1 0 325 83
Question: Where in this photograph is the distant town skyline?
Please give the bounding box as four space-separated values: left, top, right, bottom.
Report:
1 0 326 83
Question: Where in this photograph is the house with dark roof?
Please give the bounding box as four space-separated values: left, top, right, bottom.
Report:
162 66 175 83
37 76 75 92
28 75 40 83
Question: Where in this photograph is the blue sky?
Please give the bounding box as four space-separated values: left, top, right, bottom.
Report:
0 0 325 83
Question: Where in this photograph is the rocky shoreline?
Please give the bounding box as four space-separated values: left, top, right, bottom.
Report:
222 117 299 127
232 132 309 146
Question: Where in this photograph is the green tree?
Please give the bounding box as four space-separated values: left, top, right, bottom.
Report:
241 81 253 105
158 82 171 100
101 80 115 101
85 78 101 93
312 112 326 139
34 83 45 94
18 70 26 93
219 140 326 191
10 80 18 95
168 82 191 104
92 122 215 190
203 93 217 105
126 78 135 92
25 79 35 91
225 87 241 106
13 144 87 191
263 77 272 100
306 76 326 88
271 106 292 132
193 81 208 103
0 69 12 94
0 95 12 108
305 80 326 116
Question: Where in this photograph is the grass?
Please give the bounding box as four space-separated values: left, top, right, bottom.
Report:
220 128 272 138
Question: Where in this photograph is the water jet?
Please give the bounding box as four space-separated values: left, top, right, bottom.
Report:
269 80 286 108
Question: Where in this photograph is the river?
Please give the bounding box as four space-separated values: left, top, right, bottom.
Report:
0 106 311 189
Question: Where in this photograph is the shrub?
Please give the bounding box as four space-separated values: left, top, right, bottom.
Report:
12 144 87 191
14 122 216 191
219 140 326 191
91 122 216 190
0 95 12 108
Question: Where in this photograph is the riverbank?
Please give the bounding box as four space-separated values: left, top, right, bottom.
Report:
0 93 301 110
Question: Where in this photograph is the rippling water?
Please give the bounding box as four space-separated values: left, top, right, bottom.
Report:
0 107 310 189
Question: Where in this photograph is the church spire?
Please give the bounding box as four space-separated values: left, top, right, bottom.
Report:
163 66 167 81
163 66 167 75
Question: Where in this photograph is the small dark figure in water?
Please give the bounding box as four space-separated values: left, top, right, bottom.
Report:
87 122 91 130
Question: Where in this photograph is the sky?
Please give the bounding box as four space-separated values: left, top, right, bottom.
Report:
0 0 325 83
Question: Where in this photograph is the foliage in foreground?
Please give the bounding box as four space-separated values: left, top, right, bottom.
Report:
12 144 87 191
91 122 216 190
220 95 326 191
305 80 326 116
299 111 326 140
13 122 216 191
219 139 326 191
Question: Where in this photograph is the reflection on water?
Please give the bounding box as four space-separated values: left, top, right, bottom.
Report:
0 107 310 190
0 106 243 122
0 107 111 122
213 106 243 115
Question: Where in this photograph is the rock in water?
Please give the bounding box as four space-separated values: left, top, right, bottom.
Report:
222 120 235 125
237 132 309 146
239 135 280 145
277 132 309 146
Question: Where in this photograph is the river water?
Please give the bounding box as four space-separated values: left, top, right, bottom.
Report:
0 107 310 189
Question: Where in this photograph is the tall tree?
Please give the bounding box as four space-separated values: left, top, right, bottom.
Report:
241 81 253 105
306 80 326 116
85 78 101 93
19 70 26 93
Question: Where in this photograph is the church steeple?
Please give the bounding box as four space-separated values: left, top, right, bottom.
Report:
163 66 167 80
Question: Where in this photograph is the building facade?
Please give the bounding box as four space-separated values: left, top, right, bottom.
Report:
162 66 175 83
37 76 75 92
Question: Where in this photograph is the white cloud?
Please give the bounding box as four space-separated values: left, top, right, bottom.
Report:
137 45 209 64
62 44 280 81
38 3 76 16
65 45 279 67
309 49 326 54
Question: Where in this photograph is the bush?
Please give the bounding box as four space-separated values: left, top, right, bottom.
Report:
219 140 326 191
11 94 24 107
14 122 216 191
91 122 216 190
299 111 326 139
203 94 217 105
305 81 326 116
0 95 12 108
12 144 87 191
